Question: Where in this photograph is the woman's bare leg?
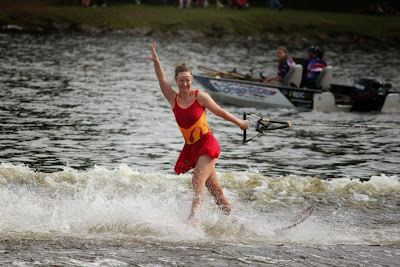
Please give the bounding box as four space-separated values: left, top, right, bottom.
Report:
205 169 231 215
187 154 218 224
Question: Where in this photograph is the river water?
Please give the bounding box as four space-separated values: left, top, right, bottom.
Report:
0 33 399 266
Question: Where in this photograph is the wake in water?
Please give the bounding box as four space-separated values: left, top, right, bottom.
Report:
0 162 399 246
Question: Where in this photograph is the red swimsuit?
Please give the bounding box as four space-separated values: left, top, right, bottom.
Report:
172 90 221 174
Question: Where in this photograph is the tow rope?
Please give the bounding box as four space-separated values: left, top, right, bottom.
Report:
243 113 400 143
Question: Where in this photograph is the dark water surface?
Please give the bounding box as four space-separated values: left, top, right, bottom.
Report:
0 33 399 266
1 33 399 178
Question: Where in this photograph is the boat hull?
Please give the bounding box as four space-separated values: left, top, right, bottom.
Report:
193 75 321 110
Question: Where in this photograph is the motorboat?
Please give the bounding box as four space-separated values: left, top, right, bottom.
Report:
193 66 399 112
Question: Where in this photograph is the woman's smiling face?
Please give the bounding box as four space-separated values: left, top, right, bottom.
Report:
175 71 193 92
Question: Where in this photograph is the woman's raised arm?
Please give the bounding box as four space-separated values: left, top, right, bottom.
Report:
147 42 176 106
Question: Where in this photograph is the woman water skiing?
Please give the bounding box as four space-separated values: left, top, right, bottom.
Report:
148 42 249 226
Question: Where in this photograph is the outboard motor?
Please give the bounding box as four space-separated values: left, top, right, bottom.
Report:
351 78 388 111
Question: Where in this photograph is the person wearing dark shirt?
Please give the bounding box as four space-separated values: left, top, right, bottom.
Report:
301 45 327 88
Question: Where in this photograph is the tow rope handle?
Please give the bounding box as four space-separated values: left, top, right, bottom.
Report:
242 112 266 144
242 113 293 144
242 112 400 144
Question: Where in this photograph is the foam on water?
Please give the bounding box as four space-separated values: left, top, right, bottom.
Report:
1 163 399 246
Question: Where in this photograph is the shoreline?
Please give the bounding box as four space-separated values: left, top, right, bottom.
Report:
1 4 399 45
1 24 396 46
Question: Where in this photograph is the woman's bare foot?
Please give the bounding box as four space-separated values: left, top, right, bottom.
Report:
184 217 199 227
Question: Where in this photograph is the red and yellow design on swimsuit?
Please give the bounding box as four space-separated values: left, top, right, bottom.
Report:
178 111 210 144
172 90 221 174
172 90 211 145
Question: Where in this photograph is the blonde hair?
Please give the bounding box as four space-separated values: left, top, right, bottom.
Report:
277 46 289 70
277 46 288 55
174 62 192 78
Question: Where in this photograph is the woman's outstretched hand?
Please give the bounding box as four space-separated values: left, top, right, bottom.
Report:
147 42 159 62
240 120 249 130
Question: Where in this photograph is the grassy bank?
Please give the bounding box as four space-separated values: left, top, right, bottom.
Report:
1 1 399 42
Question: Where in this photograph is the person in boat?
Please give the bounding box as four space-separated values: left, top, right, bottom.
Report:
300 45 327 88
263 46 295 85
147 42 249 226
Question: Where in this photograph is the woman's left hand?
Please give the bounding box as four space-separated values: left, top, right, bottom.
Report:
239 120 249 130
